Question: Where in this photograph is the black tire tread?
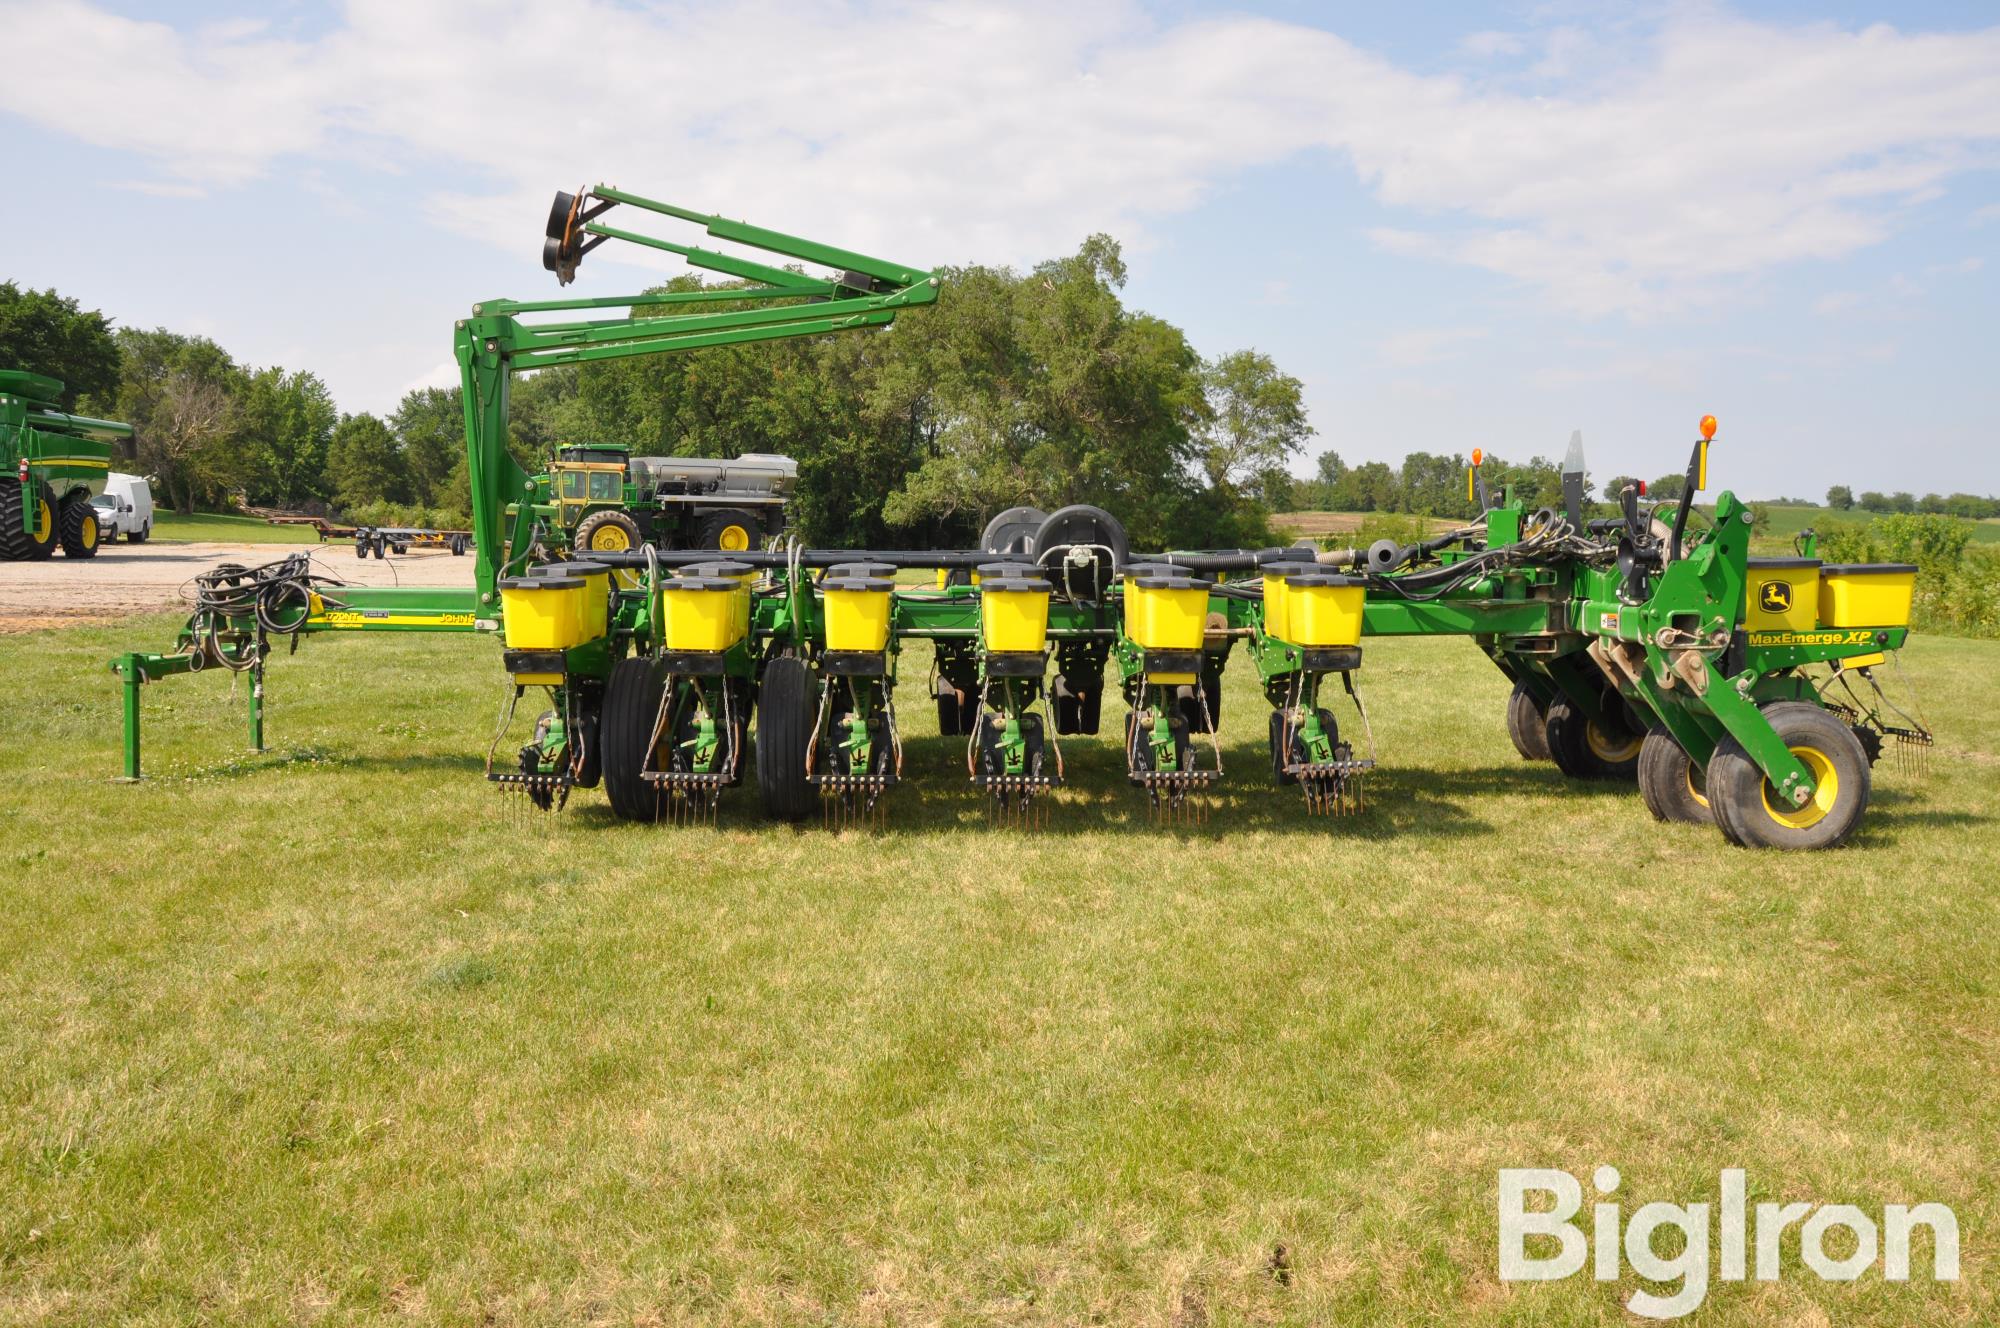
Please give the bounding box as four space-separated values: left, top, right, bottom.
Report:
602 656 666 822
756 656 816 822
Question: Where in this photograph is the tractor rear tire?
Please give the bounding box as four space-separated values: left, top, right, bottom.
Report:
1637 728 1713 825
1506 683 1551 761
1707 702 1871 851
58 496 102 558
697 507 759 553
1544 694 1642 780
0 481 59 561
576 509 642 556
756 656 816 822
602 656 666 822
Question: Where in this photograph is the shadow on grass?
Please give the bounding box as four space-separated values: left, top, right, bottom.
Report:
534 738 1647 842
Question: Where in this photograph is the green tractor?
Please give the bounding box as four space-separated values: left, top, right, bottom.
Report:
543 443 795 558
0 370 132 561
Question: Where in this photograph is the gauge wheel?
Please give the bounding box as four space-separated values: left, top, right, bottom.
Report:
1636 728 1713 825
1506 682 1551 761
1707 702 1871 851
1544 693 1643 780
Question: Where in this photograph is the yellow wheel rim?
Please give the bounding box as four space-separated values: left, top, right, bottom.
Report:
79 511 98 550
33 497 53 543
718 523 751 552
1684 761 1709 809
589 524 632 552
1585 719 1642 764
1762 744 1838 830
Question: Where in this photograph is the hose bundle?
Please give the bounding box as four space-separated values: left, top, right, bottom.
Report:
181 551 348 670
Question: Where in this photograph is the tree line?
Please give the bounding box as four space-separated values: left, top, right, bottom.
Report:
1823 485 2000 520
1 240 1310 550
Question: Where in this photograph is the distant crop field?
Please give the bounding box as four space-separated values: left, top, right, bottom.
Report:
2 615 1994 1325
153 511 319 544
1750 503 2000 550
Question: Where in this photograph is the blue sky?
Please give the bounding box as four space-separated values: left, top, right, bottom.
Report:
2 0 1995 499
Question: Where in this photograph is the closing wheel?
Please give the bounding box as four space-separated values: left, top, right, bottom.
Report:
1708 703 1871 850
697 507 758 552
1636 728 1713 825
756 656 816 822
602 656 666 822
1506 683 1551 761
58 497 101 558
1544 693 1642 780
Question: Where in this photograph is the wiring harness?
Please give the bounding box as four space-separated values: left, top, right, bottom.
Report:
180 551 349 671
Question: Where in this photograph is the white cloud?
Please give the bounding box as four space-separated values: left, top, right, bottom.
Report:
1379 327 1489 367
1 2 1997 319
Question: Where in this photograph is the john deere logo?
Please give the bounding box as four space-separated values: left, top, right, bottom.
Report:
1758 580 1794 614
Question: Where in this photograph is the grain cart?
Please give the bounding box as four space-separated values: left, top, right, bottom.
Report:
0 369 131 560
109 185 1929 849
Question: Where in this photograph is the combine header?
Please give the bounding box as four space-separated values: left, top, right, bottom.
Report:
108 185 1930 850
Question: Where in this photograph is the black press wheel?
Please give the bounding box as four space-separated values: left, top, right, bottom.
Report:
1636 728 1713 825
935 680 979 737
1544 694 1643 780
1707 702 1871 850
755 656 816 822
1269 709 1298 785
1506 682 1551 761
602 656 666 822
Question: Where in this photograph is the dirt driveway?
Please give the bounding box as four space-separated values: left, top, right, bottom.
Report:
0 542 477 631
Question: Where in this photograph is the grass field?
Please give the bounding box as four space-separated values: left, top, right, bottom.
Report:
2 617 1995 1325
153 511 319 545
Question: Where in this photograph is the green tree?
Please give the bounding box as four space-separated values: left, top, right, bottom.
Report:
0 281 120 408
327 413 409 510
1193 350 1310 494
1826 484 1854 510
1398 452 1467 517
99 328 247 512
1650 473 1687 502
392 385 467 507
237 367 336 508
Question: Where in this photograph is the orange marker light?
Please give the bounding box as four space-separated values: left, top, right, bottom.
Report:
1471 448 1484 466
1699 414 1718 440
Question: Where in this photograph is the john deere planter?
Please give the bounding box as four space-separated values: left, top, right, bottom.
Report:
110 187 1929 849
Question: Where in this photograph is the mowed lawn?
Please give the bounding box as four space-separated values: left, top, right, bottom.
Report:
2 616 1995 1326
152 512 319 545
